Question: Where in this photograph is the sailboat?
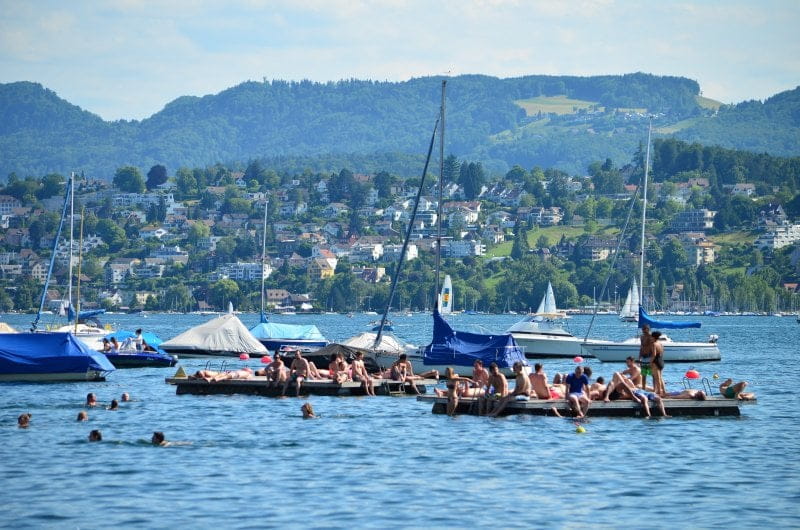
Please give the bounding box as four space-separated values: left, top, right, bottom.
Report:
248 199 328 353
507 281 585 359
411 80 526 376
0 174 115 382
618 278 640 322
438 275 453 314
581 122 721 362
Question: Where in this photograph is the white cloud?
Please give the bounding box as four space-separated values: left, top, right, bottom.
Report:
0 0 797 119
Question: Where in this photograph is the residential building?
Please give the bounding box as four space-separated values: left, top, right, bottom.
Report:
755 223 800 250
669 209 716 232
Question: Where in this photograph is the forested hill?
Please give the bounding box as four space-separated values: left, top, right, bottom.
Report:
0 73 797 180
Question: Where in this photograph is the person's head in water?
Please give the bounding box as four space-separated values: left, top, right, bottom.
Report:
121 393 130 402
17 413 31 428
301 402 315 419
108 399 119 411
86 393 97 407
76 411 88 422
88 429 102 442
151 431 166 445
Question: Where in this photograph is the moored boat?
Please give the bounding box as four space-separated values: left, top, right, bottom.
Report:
161 311 269 359
0 332 115 382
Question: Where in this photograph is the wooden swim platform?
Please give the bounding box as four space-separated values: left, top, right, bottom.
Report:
417 395 750 417
165 376 438 397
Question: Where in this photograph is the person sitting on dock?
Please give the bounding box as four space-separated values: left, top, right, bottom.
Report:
589 376 607 401
264 356 287 388
329 353 351 384
479 362 509 415
622 356 643 387
352 351 376 396
719 378 756 400
529 363 552 400
603 371 637 401
564 366 591 418
283 351 311 397
489 362 532 417
471 359 489 391
390 354 421 394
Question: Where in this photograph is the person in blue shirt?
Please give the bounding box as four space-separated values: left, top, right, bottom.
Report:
564 365 591 418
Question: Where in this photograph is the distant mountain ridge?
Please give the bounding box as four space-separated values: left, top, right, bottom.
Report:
0 73 798 180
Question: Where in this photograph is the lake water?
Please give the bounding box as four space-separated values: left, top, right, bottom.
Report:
1 312 799 528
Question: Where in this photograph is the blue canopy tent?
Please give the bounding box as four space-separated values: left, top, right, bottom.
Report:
0 332 115 381
638 306 701 330
422 310 526 368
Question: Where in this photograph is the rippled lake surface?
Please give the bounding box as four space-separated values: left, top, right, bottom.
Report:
1 312 799 528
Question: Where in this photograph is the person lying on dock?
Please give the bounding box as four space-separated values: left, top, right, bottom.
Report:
489 362 532 417
282 351 311 397
479 362 509 415
719 378 756 400
631 388 670 418
529 363 554 400
352 351 376 396
665 389 707 400
565 366 591 418
189 368 253 383
603 372 636 401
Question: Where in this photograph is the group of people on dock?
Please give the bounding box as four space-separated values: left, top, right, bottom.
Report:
431 324 754 417
188 350 435 398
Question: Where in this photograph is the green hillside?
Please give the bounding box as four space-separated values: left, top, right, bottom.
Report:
0 74 797 180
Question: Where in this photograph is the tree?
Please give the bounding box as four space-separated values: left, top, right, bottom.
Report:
36 173 65 200
145 164 168 190
113 166 145 193
176 168 199 197
163 284 193 312
187 222 210 245
95 219 127 251
374 171 393 199
209 278 240 309
510 224 530 259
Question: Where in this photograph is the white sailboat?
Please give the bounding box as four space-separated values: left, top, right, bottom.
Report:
437 275 453 314
581 122 721 362
507 282 584 359
618 278 640 322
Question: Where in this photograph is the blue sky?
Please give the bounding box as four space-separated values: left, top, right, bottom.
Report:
1 0 798 121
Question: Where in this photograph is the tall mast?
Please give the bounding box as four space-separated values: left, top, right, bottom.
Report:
260 198 269 322
67 172 75 312
638 119 652 307
74 206 85 333
435 79 446 302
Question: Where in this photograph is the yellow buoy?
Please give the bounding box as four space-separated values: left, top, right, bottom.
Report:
576 425 586 434
713 373 719 379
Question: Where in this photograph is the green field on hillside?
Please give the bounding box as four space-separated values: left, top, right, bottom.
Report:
696 95 723 110
484 224 619 258
709 230 757 247
515 95 600 116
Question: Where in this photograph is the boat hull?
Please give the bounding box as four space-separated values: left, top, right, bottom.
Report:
104 352 177 368
0 370 107 382
581 341 721 362
256 339 329 353
511 333 588 359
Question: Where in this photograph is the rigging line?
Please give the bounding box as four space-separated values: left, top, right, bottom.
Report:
583 173 642 341
373 115 440 349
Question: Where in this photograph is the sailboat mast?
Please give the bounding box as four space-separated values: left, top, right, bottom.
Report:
74 206 85 333
67 172 75 312
435 80 446 302
260 198 269 321
638 119 652 307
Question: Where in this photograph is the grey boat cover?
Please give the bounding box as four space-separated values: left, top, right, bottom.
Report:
161 313 268 354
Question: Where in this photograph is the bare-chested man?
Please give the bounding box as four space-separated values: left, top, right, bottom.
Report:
479 362 509 415
282 351 310 397
602 357 641 401
529 363 552 399
471 359 490 390
352 351 376 396
264 355 286 388
489 362 532 417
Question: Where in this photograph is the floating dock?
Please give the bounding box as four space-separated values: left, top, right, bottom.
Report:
417 395 749 417
166 376 437 397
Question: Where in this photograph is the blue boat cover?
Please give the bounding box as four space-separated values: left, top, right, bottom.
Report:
67 307 106 322
249 322 327 341
105 330 164 349
638 306 701 329
423 310 526 367
0 332 115 375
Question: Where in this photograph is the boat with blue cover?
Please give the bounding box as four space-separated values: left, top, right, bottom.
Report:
0 332 115 382
249 318 328 353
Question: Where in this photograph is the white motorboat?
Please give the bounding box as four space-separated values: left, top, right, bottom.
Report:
581 333 721 362
507 282 585 358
